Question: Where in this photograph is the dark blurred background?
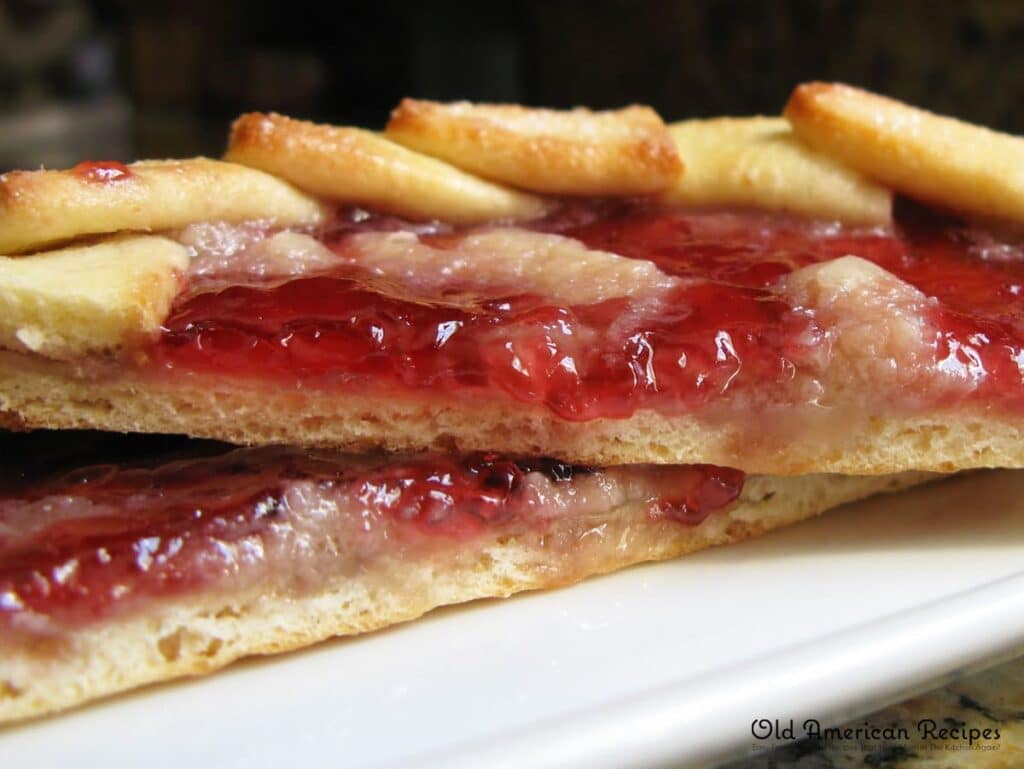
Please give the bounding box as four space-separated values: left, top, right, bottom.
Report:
2 0 1023 170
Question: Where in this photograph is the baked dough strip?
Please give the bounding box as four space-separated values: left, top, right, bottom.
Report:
0 158 326 255
786 81 1024 223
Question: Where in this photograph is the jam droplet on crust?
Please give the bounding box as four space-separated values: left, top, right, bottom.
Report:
153 203 1024 419
0 448 744 632
72 160 132 184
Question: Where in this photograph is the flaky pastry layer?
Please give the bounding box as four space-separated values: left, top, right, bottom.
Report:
386 99 683 195
0 471 924 722
226 112 549 223
0 158 325 255
661 116 892 224
0 236 188 359
785 82 1024 223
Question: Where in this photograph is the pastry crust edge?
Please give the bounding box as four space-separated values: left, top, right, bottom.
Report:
386 98 684 195
0 354 1021 475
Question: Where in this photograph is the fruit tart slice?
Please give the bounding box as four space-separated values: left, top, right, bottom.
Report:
2 86 1024 474
0 430 926 721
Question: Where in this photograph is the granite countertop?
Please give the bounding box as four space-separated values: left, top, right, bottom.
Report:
724 654 1024 768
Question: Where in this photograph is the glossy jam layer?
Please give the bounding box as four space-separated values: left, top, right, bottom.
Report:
152 204 1024 420
72 160 132 184
0 447 743 632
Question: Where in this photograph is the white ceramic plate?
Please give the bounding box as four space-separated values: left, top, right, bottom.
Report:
6 471 1024 769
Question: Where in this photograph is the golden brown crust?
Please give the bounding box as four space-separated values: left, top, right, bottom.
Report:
225 112 549 223
0 158 326 255
660 116 892 224
785 82 1024 222
0 354 1021 475
386 99 683 195
0 471 925 722
0 236 188 359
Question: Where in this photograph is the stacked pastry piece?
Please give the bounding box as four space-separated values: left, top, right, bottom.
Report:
3 82 1024 721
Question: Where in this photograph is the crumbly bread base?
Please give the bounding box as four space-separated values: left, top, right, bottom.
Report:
0 353 1021 475
0 471 926 723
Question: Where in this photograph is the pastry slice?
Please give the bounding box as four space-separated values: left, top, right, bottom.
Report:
3 88 1024 474
785 81 1024 223
0 431 927 722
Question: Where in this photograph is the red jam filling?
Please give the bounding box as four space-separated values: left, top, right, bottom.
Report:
151 203 1024 421
72 160 132 184
0 447 743 631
